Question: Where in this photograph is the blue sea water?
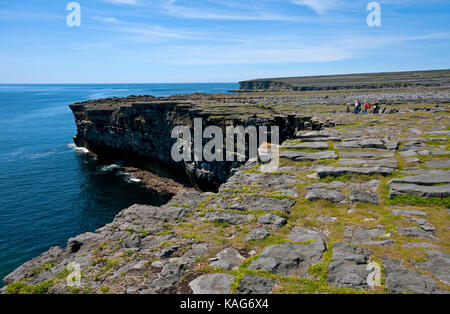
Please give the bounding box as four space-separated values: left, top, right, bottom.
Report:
0 83 238 286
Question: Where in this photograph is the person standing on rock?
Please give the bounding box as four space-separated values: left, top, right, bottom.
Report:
354 101 360 114
373 101 380 114
364 101 371 114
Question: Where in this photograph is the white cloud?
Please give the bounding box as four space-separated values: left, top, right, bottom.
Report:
291 0 340 14
101 0 138 5
160 0 298 21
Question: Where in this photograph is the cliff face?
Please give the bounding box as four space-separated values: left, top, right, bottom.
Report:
69 94 324 190
239 69 450 92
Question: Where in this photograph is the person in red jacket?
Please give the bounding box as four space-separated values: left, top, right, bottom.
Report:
364 101 371 114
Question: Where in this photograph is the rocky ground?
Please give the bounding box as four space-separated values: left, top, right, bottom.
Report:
2 102 449 295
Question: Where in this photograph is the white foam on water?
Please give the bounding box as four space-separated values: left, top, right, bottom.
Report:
67 143 90 154
117 171 141 183
100 164 120 172
128 176 142 183
27 151 57 159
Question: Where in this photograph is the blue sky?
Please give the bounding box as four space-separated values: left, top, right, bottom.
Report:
0 0 449 83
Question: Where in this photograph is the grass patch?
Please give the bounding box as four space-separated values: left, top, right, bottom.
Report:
5 279 55 294
387 195 450 207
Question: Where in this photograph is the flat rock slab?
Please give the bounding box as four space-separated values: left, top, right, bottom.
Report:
344 226 393 246
149 263 184 292
349 190 379 204
297 131 332 138
402 242 439 249
237 275 276 294
301 137 342 142
398 227 436 241
317 166 394 178
335 139 387 150
402 170 450 176
332 243 372 264
248 241 325 276
338 158 398 169
306 188 346 204
431 150 450 155
114 204 187 226
283 142 329 150
391 209 427 217
400 150 418 158
384 259 441 294
389 183 450 198
222 171 296 191
189 273 234 294
280 151 338 161
416 250 450 285
210 248 244 271
425 160 450 169
349 179 381 191
237 196 296 214
426 130 450 136
327 262 371 289
205 212 254 225
327 244 372 289
338 151 395 159
288 226 324 243
245 228 270 242
257 214 287 228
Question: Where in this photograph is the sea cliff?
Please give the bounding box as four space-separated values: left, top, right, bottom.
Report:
2 83 450 295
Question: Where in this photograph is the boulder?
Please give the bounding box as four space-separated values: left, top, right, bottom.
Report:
66 232 103 253
209 248 244 271
237 275 276 294
189 273 234 294
244 228 270 242
257 214 287 228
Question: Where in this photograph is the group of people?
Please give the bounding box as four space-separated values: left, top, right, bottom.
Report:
349 100 381 115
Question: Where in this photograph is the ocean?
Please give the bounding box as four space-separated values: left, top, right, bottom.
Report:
0 83 238 286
